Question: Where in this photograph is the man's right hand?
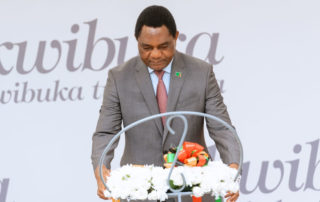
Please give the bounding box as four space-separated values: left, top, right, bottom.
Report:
94 165 111 200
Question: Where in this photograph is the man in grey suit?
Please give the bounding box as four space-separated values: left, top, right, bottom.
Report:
91 5 240 202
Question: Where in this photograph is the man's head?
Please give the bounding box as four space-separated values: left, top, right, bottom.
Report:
135 5 179 71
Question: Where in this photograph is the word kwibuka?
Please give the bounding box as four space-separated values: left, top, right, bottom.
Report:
0 19 223 76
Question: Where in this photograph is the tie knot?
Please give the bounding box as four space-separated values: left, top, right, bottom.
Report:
155 70 165 80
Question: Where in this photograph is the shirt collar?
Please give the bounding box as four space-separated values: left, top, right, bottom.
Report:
148 59 173 74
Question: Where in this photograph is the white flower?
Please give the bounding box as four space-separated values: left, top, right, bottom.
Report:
184 166 203 186
192 186 204 197
169 166 184 187
157 190 169 201
148 190 158 200
104 161 240 200
151 167 169 191
131 188 149 200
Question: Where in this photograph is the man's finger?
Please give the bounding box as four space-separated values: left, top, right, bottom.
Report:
97 191 108 199
227 192 239 202
98 194 108 200
225 194 232 202
230 192 239 201
97 189 110 200
225 192 239 202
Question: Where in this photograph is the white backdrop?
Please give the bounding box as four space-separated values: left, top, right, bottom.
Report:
1 0 320 202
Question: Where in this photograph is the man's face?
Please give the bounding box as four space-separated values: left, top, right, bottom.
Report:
137 25 179 71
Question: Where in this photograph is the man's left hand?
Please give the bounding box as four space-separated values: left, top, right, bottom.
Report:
225 163 240 202
225 191 239 202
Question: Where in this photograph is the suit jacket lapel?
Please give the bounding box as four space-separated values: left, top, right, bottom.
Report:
135 58 164 135
163 52 187 145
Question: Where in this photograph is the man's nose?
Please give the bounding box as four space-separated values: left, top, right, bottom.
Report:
150 48 161 59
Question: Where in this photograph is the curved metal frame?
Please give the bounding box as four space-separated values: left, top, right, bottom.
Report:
99 111 243 202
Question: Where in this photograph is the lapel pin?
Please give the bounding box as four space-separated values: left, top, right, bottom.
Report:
175 72 182 78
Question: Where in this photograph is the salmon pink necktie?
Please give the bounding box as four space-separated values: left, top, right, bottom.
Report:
155 70 168 126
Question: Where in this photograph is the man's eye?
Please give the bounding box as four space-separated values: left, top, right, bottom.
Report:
143 47 152 51
159 45 168 49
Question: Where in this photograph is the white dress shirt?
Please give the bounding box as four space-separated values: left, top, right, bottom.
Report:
148 60 172 95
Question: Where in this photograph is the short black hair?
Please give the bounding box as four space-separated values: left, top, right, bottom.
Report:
135 5 177 39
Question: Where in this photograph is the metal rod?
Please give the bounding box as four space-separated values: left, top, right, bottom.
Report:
99 111 243 197
166 115 188 193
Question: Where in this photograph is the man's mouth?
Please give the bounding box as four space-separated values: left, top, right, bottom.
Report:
150 60 165 65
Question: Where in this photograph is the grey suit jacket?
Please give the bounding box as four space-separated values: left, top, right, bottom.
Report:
91 51 240 171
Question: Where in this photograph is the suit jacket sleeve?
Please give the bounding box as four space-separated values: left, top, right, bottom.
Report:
205 66 240 165
91 70 122 170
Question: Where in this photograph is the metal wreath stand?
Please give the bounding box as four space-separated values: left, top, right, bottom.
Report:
99 111 243 202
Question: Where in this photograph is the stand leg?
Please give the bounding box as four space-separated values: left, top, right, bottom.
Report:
177 193 181 202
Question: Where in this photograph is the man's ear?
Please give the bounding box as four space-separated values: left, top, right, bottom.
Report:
175 31 179 41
